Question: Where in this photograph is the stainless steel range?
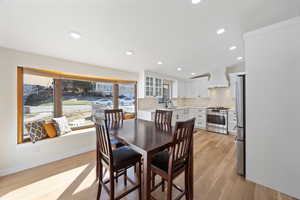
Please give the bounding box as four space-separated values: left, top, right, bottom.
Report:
206 107 229 134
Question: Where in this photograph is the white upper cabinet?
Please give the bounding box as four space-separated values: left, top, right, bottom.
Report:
184 77 209 98
145 76 154 97
138 71 180 98
138 70 208 99
145 76 163 97
154 78 163 97
176 80 186 98
196 77 209 98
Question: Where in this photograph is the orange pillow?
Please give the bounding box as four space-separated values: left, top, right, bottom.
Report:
43 122 57 138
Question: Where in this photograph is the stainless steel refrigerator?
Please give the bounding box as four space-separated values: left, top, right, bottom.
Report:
236 75 246 176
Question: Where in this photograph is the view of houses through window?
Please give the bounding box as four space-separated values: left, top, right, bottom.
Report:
23 73 136 137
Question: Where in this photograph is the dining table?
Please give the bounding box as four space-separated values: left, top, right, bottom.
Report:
109 119 194 200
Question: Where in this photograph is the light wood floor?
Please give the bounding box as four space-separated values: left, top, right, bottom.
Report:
0 131 296 200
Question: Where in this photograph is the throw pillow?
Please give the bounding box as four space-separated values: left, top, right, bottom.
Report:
52 116 72 136
25 120 48 143
43 122 57 138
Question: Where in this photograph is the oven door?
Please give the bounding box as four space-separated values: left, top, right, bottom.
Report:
207 113 227 127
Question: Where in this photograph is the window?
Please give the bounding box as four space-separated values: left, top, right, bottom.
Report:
118 84 136 119
23 74 54 138
62 80 113 128
17 67 137 143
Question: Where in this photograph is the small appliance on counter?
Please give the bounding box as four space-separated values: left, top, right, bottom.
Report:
206 107 229 134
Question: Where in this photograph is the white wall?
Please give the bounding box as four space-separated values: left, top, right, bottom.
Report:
0 47 138 176
245 17 300 199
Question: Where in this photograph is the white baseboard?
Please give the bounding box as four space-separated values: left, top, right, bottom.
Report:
246 176 299 199
0 145 96 177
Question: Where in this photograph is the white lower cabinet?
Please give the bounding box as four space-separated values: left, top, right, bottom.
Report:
189 108 207 129
137 111 155 121
172 109 185 126
139 108 207 130
228 110 237 134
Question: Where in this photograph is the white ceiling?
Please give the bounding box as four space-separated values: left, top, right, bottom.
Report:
1 0 299 78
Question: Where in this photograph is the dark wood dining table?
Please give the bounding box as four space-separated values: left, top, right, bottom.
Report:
109 119 193 200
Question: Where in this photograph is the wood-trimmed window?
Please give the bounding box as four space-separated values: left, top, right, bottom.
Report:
17 66 137 144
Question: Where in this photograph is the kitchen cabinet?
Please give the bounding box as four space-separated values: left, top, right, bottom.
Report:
154 78 163 97
176 80 186 98
172 109 186 126
228 110 237 134
139 71 179 98
145 76 163 97
145 76 154 97
196 77 209 98
139 107 207 130
184 77 209 98
189 108 207 129
137 111 155 121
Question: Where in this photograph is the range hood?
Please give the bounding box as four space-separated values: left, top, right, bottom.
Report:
208 67 229 88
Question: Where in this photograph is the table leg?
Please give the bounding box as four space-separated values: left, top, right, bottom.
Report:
143 153 151 200
189 138 194 200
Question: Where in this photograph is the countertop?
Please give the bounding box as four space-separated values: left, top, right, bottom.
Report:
139 106 208 113
139 106 235 112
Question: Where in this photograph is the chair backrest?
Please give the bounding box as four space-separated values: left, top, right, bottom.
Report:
168 118 195 172
154 110 173 132
95 119 113 165
104 109 124 129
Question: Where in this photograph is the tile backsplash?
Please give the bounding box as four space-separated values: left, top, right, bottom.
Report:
138 88 235 110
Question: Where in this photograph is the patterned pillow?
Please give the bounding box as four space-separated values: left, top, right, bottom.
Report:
25 120 48 143
52 116 72 136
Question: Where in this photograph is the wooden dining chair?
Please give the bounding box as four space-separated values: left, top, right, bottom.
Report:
96 109 126 183
150 118 195 200
95 112 124 181
105 109 124 129
154 110 173 132
152 109 173 189
95 119 142 200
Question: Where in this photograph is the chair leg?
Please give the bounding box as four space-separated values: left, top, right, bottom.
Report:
167 178 172 200
116 172 118 183
185 165 190 200
97 162 103 199
138 161 142 200
151 173 155 189
109 171 115 200
162 179 165 192
124 169 127 186
96 148 99 179
97 180 102 200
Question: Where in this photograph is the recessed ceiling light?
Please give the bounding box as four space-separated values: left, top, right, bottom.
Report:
125 51 134 56
192 0 202 4
237 57 243 60
191 73 196 75
69 31 81 39
177 67 182 71
229 46 237 51
157 61 163 65
217 28 226 35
